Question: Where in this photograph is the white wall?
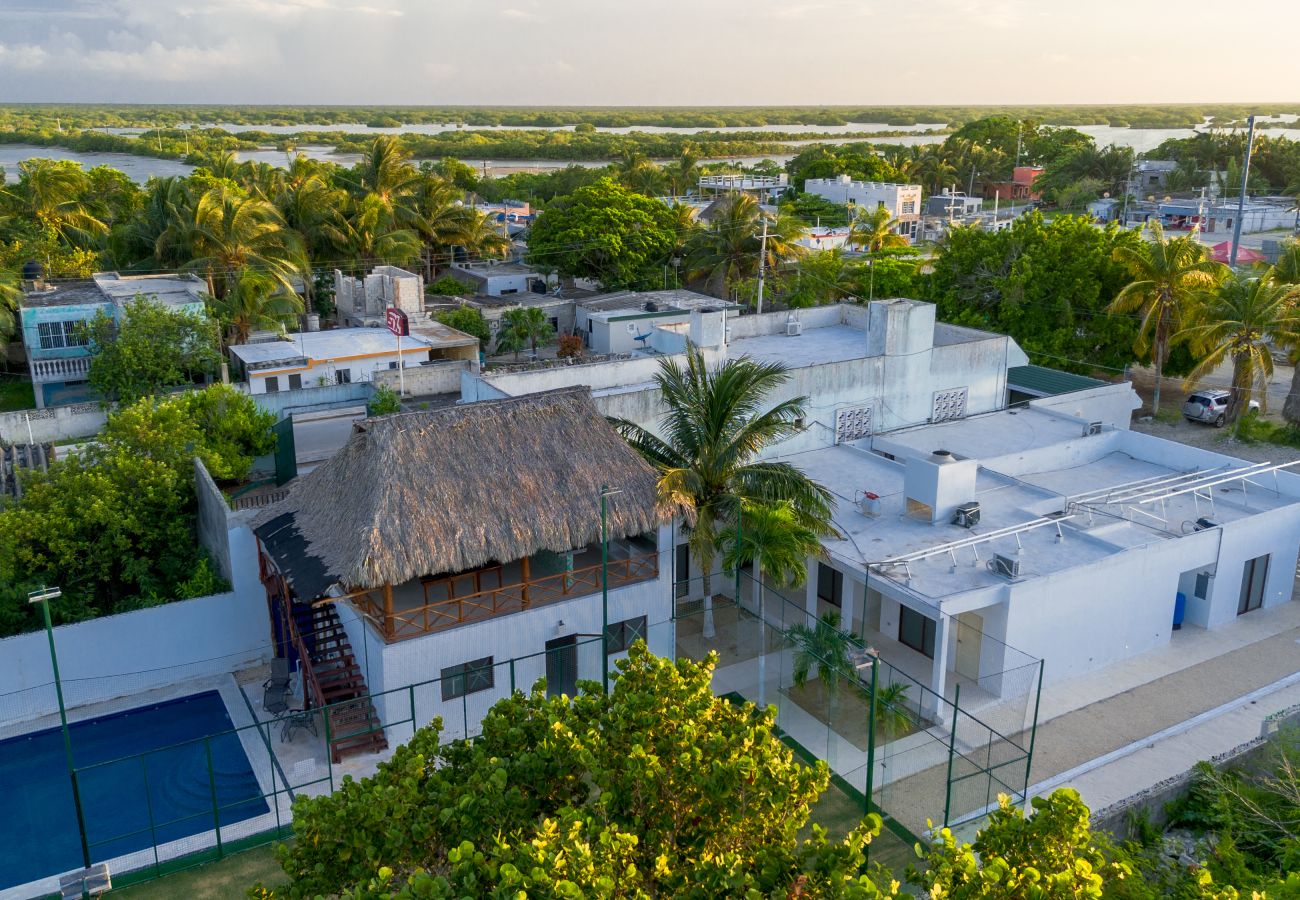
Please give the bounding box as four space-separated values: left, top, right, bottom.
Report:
1028 384 1140 429
0 526 269 728
0 402 107 444
249 349 433 394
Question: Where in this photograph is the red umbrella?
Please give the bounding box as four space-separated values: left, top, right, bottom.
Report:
1209 241 1266 264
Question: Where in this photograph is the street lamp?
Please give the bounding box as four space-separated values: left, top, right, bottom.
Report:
29 587 106 899
848 645 881 818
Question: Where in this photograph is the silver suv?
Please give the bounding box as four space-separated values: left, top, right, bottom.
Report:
1181 389 1258 427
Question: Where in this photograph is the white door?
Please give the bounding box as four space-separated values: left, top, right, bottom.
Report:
955 611 983 682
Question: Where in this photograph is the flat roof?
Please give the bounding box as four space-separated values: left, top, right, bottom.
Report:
230 328 436 367
21 272 207 310
777 407 1298 600
582 289 737 322
732 324 868 368
453 262 538 278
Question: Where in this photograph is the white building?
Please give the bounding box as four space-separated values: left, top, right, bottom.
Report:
797 226 853 251
575 290 739 355
803 176 923 241
228 326 477 394
449 261 545 297
254 388 674 760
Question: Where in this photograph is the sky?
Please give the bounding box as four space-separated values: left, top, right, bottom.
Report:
1 0 1297 106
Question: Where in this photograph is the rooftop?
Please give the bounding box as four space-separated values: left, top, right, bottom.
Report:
581 289 736 321
776 406 1300 601
452 261 538 278
229 328 439 368
21 271 207 310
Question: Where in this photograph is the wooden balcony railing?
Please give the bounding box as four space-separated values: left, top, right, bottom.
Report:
355 552 659 642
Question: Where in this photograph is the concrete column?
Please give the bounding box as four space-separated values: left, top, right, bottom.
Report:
840 574 856 636
804 557 819 625
930 612 951 720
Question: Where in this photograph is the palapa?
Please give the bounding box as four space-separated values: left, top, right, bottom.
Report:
254 387 670 597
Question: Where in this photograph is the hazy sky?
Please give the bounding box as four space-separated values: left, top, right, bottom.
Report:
1 0 1297 105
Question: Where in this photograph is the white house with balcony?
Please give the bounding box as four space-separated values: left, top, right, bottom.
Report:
803 176 923 241
252 388 674 760
18 270 208 408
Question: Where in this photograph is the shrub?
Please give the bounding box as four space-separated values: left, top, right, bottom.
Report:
556 333 584 359
367 384 401 416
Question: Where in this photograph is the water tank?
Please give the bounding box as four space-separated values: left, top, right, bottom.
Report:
303 313 320 332
1173 592 1187 630
21 260 45 281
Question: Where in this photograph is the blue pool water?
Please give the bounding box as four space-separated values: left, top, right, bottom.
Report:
0 690 268 890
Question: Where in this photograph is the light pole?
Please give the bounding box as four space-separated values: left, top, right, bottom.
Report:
29 586 97 899
849 646 880 819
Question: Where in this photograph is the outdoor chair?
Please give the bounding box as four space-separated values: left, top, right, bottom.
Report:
263 657 291 717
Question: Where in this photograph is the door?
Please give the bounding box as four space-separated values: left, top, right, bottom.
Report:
674 544 690 599
546 635 578 698
1238 554 1270 615
955 611 983 682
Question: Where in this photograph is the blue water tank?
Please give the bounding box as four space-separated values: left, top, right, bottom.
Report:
1173 592 1187 630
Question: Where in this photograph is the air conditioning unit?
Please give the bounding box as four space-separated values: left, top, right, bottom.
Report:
1193 517 1219 531
953 502 981 528
1083 421 1103 436
989 554 1021 578
787 320 803 336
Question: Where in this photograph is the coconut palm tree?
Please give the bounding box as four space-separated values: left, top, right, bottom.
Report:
787 611 861 725
870 680 914 745
324 194 421 273
1179 269 1300 427
2 159 108 248
208 268 305 346
353 135 422 228
846 205 908 254
685 193 803 302
496 306 555 359
613 346 833 638
1109 221 1228 414
720 500 829 708
187 186 306 300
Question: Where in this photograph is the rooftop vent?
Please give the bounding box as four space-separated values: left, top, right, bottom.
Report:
932 449 955 463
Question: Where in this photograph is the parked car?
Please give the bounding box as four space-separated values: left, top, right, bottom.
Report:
1181 389 1259 427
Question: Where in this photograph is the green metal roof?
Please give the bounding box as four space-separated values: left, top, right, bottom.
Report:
1007 364 1108 397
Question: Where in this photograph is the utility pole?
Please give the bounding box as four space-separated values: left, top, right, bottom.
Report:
1229 114 1257 268
756 217 769 315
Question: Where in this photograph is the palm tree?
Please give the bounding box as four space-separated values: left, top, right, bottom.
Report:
871 681 914 745
846 205 908 254
188 186 305 300
613 346 833 638
324 194 421 272
2 159 108 248
1177 269 1300 427
721 500 829 708
1109 221 1228 414
787 611 861 724
685 193 803 302
353 136 422 228
496 306 555 359
208 269 305 346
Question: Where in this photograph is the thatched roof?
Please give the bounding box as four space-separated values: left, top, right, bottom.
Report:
254 387 669 596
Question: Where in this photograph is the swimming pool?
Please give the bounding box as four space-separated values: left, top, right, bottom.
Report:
0 690 268 890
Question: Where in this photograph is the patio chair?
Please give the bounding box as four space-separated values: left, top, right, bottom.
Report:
263 657 291 717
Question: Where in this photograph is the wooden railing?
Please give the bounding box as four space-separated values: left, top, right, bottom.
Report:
356 553 659 641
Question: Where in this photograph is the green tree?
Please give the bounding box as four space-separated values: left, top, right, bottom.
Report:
613 346 833 638
207 268 303 346
1110 221 1228 414
847 205 909 254
435 305 491 346
494 305 555 359
267 646 899 898
188 186 305 299
686 193 804 302
0 158 108 248
367 384 402 416
526 178 679 288
721 500 829 708
84 295 221 403
1178 269 1300 426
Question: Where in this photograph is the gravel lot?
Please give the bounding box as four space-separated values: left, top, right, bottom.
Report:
1130 414 1300 465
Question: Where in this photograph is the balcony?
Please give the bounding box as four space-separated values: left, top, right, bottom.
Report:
30 355 92 383
352 540 660 641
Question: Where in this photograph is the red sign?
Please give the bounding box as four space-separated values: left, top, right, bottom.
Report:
385 307 409 337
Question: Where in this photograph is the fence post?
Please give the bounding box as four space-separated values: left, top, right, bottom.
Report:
1022 660 1045 806
323 709 335 793
204 737 225 858
409 684 416 732
510 658 516 694
140 756 160 877
943 684 962 829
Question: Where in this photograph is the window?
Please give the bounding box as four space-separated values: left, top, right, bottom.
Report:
901 200 916 214
817 563 843 607
898 606 937 658
1194 572 1210 600
1238 554 1269 615
36 320 89 351
500 288 518 295
335 369 352 385
675 543 690 599
606 616 647 654
264 376 280 393
288 373 302 390
441 656 494 701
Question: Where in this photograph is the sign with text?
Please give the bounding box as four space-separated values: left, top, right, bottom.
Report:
385 307 409 337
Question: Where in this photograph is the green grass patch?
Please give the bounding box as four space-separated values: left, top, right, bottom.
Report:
105 843 287 899
1229 412 1300 448
0 376 35 412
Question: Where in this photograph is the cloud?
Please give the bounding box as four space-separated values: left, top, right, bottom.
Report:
0 43 49 70
500 7 539 19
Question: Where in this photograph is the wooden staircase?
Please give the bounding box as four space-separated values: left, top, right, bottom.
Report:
292 602 388 763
